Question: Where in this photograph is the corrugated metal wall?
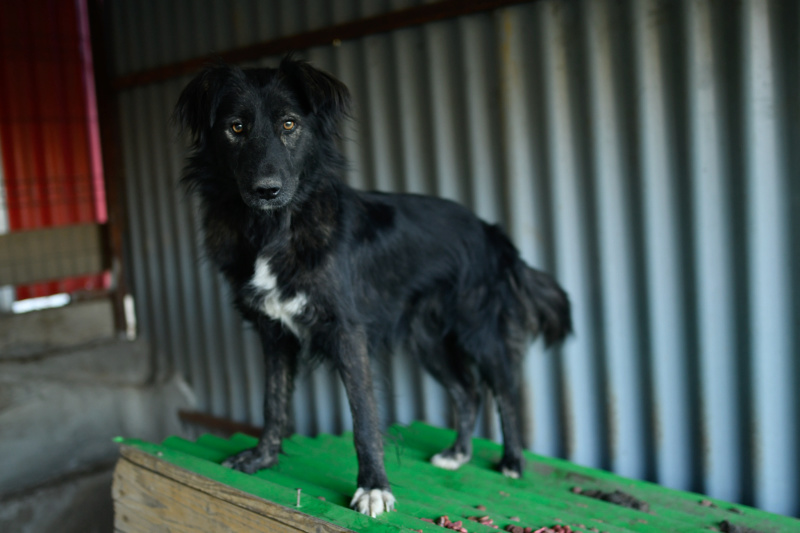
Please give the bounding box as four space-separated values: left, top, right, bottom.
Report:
108 0 800 516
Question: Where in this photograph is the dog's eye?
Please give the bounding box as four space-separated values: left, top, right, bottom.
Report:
282 120 295 131
231 122 244 134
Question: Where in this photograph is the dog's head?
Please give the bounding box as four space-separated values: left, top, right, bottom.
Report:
175 57 351 211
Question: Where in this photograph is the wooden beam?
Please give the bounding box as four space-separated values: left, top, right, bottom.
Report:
89 0 132 335
178 409 263 438
112 0 534 90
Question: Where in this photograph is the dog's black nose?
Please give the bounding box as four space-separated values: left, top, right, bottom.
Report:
255 185 282 199
253 177 282 200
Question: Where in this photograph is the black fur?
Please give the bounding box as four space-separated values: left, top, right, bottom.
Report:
175 57 572 516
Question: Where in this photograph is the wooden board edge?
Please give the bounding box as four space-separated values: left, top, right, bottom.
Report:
117 445 354 533
113 456 308 532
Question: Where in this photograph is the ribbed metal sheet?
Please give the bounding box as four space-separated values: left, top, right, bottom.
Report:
109 0 799 516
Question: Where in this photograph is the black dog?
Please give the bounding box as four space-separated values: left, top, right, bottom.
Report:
175 57 571 517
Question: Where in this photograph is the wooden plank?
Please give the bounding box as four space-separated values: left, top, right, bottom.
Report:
115 445 357 533
116 425 800 533
113 457 303 533
116 441 409 533
0 223 108 286
112 0 534 90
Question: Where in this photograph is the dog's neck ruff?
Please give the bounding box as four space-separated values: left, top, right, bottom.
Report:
249 256 307 336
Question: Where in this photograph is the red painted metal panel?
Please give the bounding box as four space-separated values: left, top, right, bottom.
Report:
0 0 108 299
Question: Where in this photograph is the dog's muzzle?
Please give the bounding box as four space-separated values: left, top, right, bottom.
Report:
253 176 282 201
241 175 296 210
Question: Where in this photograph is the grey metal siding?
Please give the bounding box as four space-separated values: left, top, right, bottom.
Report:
110 0 800 516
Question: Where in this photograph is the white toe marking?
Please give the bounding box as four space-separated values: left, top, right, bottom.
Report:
430 452 470 471
501 467 521 479
350 487 395 518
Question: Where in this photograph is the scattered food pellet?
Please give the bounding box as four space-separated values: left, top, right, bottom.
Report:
534 526 574 533
476 505 488 511
506 525 574 533
428 515 469 533
469 516 499 529
700 499 718 508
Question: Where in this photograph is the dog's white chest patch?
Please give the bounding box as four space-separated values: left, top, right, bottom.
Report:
250 257 307 335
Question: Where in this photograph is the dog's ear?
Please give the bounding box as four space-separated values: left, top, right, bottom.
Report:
279 57 351 136
174 64 238 145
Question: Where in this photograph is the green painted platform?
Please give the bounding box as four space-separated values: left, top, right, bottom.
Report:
117 422 798 532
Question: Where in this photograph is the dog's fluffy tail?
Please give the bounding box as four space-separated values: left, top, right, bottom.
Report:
513 264 573 346
482 222 572 346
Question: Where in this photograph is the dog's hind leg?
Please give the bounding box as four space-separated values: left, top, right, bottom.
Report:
329 326 395 517
430 384 481 470
481 349 526 478
493 383 525 477
420 339 482 471
223 318 299 474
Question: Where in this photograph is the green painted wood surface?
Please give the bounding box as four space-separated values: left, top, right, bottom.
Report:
118 422 799 533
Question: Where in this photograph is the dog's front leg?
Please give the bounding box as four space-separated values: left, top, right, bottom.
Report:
223 319 299 473
331 327 394 517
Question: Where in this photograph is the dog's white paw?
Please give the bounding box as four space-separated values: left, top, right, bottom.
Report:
350 487 395 517
501 466 521 479
430 451 470 471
